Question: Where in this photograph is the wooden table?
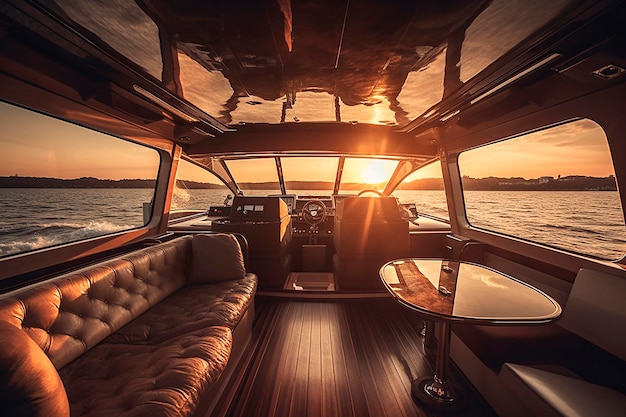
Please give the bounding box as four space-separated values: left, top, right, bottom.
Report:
379 258 562 409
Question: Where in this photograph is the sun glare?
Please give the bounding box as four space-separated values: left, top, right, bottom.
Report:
361 160 392 184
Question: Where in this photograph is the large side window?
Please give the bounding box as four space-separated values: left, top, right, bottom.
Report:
392 161 449 221
0 102 160 258
458 119 625 260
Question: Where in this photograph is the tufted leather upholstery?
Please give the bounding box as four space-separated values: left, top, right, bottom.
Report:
59 326 232 417
106 275 257 344
0 234 257 417
0 321 70 417
0 237 192 368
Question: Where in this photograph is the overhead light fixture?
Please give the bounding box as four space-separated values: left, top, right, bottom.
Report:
470 53 562 105
133 85 232 133
439 109 460 122
174 124 214 141
133 85 198 123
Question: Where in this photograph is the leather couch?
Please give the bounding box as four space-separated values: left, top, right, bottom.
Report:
0 233 257 417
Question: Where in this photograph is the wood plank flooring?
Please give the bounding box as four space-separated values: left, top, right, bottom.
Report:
222 297 497 417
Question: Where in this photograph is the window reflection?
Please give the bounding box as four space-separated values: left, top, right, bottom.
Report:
55 0 162 79
397 48 447 121
460 0 572 82
178 53 234 123
49 0 577 127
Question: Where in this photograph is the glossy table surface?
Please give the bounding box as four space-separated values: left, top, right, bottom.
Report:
380 259 562 324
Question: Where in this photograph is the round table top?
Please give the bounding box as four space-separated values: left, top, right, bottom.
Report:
379 259 562 324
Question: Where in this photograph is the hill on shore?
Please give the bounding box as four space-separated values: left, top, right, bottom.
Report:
0 175 617 191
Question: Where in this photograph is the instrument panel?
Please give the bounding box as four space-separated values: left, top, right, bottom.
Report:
271 194 418 236
293 195 334 236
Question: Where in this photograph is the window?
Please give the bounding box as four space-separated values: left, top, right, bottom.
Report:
281 157 338 193
172 158 228 210
392 161 449 221
0 102 160 258
458 119 625 260
225 158 281 194
339 157 398 192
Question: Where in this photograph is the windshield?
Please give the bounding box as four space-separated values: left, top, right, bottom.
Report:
339 158 398 193
281 157 339 193
225 158 281 194
220 156 400 195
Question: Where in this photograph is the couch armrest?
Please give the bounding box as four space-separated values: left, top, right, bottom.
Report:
0 322 70 417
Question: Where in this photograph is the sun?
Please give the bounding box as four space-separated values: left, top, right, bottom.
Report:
361 161 390 184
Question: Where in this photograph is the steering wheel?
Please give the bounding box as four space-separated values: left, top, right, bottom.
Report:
357 189 385 197
301 200 327 225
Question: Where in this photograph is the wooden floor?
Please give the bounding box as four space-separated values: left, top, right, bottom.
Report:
221 297 498 417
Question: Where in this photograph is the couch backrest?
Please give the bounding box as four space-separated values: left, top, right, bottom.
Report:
558 268 626 361
0 235 192 369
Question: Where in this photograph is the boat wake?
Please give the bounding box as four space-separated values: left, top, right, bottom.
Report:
0 220 133 257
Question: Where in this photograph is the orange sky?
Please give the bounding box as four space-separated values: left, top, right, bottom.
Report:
458 119 615 179
0 102 617 183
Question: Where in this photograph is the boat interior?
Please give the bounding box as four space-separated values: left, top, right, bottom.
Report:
1 1 625 417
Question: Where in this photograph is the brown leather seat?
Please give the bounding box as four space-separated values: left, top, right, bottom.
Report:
333 197 410 290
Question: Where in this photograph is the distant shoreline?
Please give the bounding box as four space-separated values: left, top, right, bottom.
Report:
0 175 617 191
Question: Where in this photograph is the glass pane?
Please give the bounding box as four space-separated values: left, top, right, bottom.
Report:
225 158 281 194
458 119 625 260
460 0 572 82
339 157 398 192
393 161 449 221
0 102 160 258
172 159 229 210
281 157 339 193
55 0 163 79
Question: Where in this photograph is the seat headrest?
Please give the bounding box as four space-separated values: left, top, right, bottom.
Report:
336 197 402 221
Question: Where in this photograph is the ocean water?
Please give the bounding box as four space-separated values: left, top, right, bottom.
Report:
1 188 624 261
0 188 152 257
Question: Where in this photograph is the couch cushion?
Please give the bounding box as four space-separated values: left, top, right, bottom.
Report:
0 321 70 417
557 268 626 361
106 274 257 344
189 234 246 284
500 363 626 417
59 326 232 417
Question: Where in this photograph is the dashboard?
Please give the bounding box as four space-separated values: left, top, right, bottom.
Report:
264 194 420 237
291 195 335 236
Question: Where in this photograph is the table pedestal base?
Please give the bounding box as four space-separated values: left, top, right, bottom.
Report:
412 377 466 410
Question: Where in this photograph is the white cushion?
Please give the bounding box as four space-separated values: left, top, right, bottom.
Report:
558 268 626 361
500 363 626 417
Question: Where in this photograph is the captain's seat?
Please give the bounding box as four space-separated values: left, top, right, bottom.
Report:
332 196 410 290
